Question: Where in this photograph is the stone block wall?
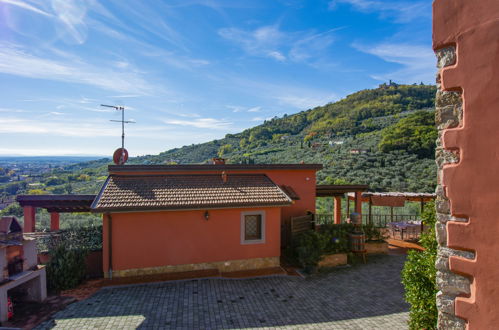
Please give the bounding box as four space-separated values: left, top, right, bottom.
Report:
433 1 499 328
434 46 470 330
110 256 280 278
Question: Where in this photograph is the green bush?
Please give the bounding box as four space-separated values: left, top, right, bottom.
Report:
46 241 87 291
363 223 388 242
402 201 438 330
43 225 102 291
317 223 354 254
293 230 327 272
36 225 102 252
290 224 357 272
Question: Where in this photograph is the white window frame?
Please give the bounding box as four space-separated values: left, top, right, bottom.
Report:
240 211 266 244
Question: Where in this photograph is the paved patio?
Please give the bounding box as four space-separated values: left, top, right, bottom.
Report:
36 254 409 329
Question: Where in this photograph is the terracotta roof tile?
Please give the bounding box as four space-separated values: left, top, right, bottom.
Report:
91 174 292 212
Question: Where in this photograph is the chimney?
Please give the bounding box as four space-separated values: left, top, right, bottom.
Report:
221 171 228 183
212 157 226 165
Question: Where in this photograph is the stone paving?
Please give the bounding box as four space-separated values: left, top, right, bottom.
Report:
36 254 409 329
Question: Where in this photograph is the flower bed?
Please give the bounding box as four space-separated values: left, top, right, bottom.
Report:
365 241 389 254
318 253 348 268
289 223 389 272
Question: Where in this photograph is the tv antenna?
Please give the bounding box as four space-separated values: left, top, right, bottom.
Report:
101 104 135 164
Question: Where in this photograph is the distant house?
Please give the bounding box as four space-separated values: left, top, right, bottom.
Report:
311 142 322 149
349 149 368 155
91 163 321 278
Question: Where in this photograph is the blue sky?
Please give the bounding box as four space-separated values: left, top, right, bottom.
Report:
0 0 434 157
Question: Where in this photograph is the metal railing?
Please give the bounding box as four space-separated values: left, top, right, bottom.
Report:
314 213 420 228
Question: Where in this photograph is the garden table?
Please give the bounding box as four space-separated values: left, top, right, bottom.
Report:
389 221 421 240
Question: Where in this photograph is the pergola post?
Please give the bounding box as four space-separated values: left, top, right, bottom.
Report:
334 196 342 224
23 206 36 232
50 212 60 231
368 196 372 225
420 197 425 232
354 191 362 220
346 194 350 216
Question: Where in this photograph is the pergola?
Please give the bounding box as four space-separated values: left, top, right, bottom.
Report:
316 184 370 224
16 195 96 232
347 191 436 225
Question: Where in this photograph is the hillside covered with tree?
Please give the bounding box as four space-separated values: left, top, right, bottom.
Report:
0 83 438 213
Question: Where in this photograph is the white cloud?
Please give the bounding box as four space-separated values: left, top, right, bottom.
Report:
0 107 29 113
267 51 286 62
352 42 435 84
219 25 286 61
0 117 116 137
163 117 233 130
0 147 107 156
276 94 336 109
226 105 243 113
226 105 262 113
247 106 261 113
289 29 340 62
0 0 52 16
0 43 155 94
51 0 89 44
329 0 431 23
219 25 340 65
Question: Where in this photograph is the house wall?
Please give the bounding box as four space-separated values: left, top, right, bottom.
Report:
433 1 499 328
102 207 281 277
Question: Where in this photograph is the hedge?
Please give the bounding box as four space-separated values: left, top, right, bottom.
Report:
401 201 438 330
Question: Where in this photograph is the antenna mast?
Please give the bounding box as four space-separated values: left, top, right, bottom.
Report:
101 104 135 164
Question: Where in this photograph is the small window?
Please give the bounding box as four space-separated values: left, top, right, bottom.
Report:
241 211 265 244
244 214 262 240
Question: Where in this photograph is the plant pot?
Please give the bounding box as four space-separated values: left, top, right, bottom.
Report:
318 253 348 268
365 241 389 254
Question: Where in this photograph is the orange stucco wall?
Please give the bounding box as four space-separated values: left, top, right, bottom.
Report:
434 0 499 328
103 207 281 274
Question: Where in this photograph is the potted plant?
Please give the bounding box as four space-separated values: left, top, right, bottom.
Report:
363 224 389 254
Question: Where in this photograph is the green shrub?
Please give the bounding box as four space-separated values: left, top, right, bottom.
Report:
46 241 87 291
36 225 102 252
293 230 327 272
317 223 354 254
43 225 102 291
290 224 357 272
402 201 438 330
363 223 388 242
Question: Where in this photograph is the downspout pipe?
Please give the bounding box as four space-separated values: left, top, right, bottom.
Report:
106 213 113 279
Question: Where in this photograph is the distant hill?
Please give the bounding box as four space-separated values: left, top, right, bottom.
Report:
0 83 438 207
139 83 437 192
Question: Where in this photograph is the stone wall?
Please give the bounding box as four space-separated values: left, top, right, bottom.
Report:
433 1 499 328
109 256 280 278
434 46 471 329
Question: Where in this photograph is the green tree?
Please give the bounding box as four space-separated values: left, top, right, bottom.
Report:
402 201 438 330
0 203 23 217
379 111 437 158
46 177 65 186
217 144 233 158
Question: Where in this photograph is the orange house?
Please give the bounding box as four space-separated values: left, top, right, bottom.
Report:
91 164 322 278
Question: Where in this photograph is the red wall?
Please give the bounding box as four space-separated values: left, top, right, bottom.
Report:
434 0 499 328
103 207 281 274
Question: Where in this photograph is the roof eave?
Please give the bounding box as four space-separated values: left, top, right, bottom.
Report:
91 202 293 214
108 164 323 173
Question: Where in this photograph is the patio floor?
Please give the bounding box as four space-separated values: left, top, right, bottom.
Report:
35 254 409 329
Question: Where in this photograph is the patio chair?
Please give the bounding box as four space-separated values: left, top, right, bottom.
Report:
389 222 402 240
